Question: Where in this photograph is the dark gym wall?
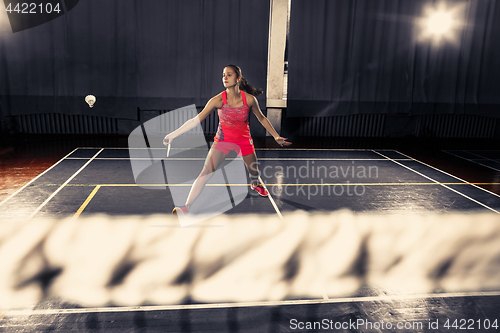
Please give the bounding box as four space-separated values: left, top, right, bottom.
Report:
0 0 269 121
287 0 500 118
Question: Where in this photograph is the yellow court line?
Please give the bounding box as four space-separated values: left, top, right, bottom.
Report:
26 182 500 187
91 182 500 187
73 185 101 219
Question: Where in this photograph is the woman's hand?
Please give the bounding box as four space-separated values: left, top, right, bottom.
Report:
163 133 174 146
275 136 291 147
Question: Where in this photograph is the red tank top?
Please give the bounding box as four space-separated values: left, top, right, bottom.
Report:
214 91 252 143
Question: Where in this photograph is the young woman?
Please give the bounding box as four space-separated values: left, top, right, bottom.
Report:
163 65 291 215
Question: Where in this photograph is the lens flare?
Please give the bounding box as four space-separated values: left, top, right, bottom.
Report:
417 2 467 46
0 2 12 35
427 11 453 35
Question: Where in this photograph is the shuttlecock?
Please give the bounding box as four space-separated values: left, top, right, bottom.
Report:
85 95 96 108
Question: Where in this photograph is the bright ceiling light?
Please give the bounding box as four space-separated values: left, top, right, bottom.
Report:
418 2 467 46
427 11 453 35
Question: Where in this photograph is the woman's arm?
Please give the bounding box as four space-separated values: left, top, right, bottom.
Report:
248 95 291 147
163 94 223 145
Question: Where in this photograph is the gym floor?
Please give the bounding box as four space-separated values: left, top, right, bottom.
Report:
0 134 499 332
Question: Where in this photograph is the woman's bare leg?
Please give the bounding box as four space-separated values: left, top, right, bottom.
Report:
184 147 228 207
242 152 259 186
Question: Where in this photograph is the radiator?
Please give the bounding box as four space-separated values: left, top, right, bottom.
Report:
202 110 219 136
15 114 118 134
418 115 497 138
297 114 386 137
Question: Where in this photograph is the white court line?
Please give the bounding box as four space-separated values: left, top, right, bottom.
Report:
374 151 500 213
27 149 104 219
101 148 396 151
258 175 283 220
3 290 500 316
101 147 398 152
398 151 500 200
66 157 210 161
253 158 411 161
464 151 500 172
0 148 80 208
65 157 412 161
465 150 500 162
255 148 396 151
443 150 500 173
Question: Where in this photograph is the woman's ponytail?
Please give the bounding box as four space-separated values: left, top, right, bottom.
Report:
226 64 263 96
240 77 263 96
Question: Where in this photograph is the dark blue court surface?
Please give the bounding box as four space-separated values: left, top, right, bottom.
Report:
2 292 500 333
1 147 500 332
444 150 500 173
1 148 500 221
